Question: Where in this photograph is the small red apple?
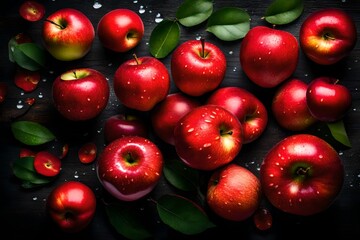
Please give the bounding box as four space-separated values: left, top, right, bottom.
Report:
206 86 268 144
207 164 262 221
113 55 170 111
78 142 97 164
174 105 243 171
19 0 45 22
33 151 61 177
171 39 226 96
240 26 299 88
42 8 95 61
272 78 318 131
52 68 109 121
104 114 148 144
97 136 164 201
299 8 357 65
47 181 96 233
14 68 40 92
150 92 201 145
260 134 344 216
97 8 144 52
306 76 352 122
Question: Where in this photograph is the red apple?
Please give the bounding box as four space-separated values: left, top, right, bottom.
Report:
260 134 344 216
47 181 96 233
151 92 201 145
306 76 352 122
97 136 163 201
104 114 148 143
206 87 268 144
33 151 61 177
171 39 226 96
97 9 144 52
19 0 45 22
240 26 299 88
14 68 40 92
299 8 357 65
207 164 262 221
174 105 243 171
113 55 170 111
52 68 109 121
42 8 95 61
78 142 97 164
272 78 318 131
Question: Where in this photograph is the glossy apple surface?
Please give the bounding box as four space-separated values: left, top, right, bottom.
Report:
52 68 109 121
104 114 148 143
42 8 95 61
47 181 96 233
151 92 201 145
240 26 299 88
260 134 344 216
113 55 170 111
174 105 243 171
19 0 45 22
207 164 262 221
206 86 268 144
306 76 352 122
97 9 144 52
97 136 163 201
272 78 317 131
171 39 226 96
299 8 357 65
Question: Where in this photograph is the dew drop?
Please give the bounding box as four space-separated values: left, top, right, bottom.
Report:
16 100 24 109
155 13 163 23
139 5 145 14
93 1 102 9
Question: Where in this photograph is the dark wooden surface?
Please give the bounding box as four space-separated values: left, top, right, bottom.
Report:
1 0 359 239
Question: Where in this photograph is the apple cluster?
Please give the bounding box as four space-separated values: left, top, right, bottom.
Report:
29 3 357 234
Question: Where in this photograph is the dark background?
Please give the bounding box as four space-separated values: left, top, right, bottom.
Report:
1 0 359 239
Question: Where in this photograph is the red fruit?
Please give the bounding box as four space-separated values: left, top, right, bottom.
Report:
19 148 36 158
174 105 243 171
240 26 299 88
253 207 273 231
14 68 40 92
19 1 45 22
33 151 61 177
0 82 7 103
47 181 96 233
78 142 97 164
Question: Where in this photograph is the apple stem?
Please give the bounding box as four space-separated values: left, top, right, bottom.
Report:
73 71 77 79
133 53 140 65
296 167 310 176
334 79 340 85
44 19 65 29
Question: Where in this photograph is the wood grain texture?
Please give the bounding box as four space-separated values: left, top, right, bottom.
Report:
0 0 359 239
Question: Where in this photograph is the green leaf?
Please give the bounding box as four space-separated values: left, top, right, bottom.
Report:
11 121 56 146
176 0 213 27
149 19 180 59
157 194 216 235
206 7 251 41
327 120 352 147
12 43 46 71
105 203 153 240
8 37 17 63
264 0 304 25
164 158 200 192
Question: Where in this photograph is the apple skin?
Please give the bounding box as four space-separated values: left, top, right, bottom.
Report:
52 68 110 121
171 39 226 96
113 55 170 111
42 8 95 61
97 9 144 52
96 136 164 201
174 105 243 171
272 78 318 131
299 8 357 65
151 92 201 145
260 134 344 216
240 26 299 88
46 181 96 233
206 86 268 144
104 114 148 144
207 164 262 221
306 76 352 122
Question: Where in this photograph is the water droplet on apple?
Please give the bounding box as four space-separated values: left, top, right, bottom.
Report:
187 128 194 133
203 143 211 148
